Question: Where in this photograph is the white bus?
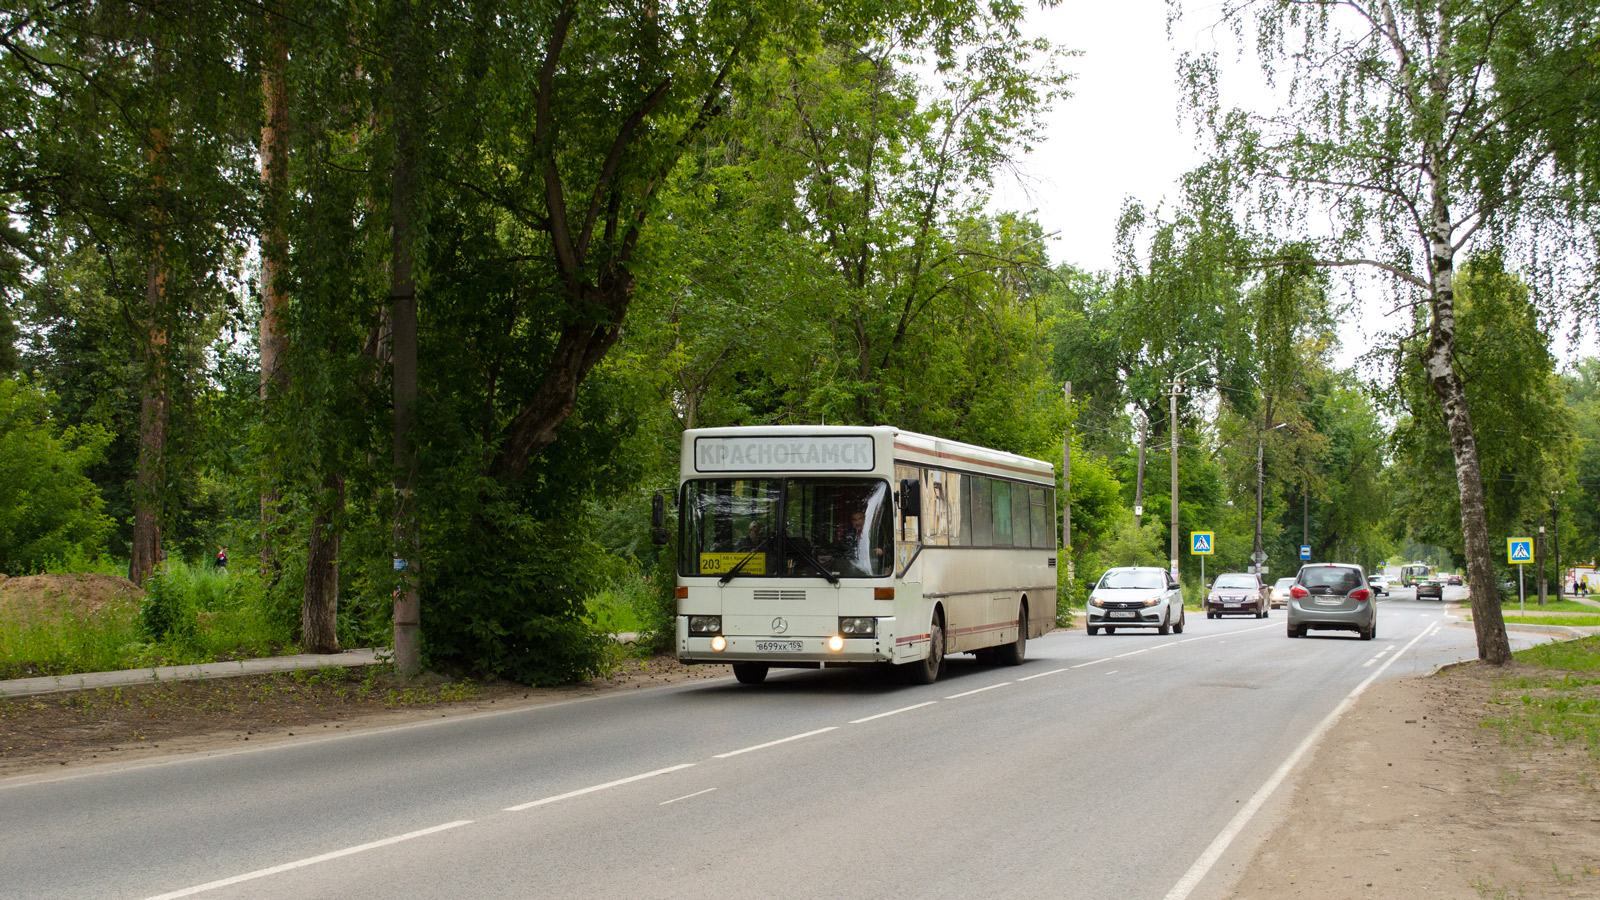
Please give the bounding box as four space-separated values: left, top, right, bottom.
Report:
671 425 1058 684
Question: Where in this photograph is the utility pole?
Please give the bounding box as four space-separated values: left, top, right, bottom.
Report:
1170 379 1180 581
1552 492 1562 602
1062 382 1074 587
1537 512 1548 606
1254 422 1285 574
1133 415 1147 530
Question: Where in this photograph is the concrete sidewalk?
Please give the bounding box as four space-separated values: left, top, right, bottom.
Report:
0 649 382 699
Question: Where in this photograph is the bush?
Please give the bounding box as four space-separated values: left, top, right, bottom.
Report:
137 567 197 644
426 503 609 686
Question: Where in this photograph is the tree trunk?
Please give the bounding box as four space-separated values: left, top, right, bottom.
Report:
130 253 169 587
302 471 344 654
389 0 423 677
130 114 171 588
1424 189 1511 665
258 0 290 579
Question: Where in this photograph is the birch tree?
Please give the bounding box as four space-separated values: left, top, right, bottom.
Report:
1177 0 1600 663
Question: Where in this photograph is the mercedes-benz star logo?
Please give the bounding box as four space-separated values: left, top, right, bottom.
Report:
771 617 788 634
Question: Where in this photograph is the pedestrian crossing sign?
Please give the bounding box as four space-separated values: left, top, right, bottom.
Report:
1191 531 1214 555
1507 538 1533 565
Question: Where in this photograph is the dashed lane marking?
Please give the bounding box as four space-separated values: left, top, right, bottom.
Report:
139 820 473 900
945 682 1012 699
713 727 837 759
850 701 936 724
505 764 695 811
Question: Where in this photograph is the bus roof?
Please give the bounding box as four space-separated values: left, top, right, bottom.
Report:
680 425 1054 484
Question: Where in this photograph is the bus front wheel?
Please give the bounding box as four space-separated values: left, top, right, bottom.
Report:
905 612 945 684
732 663 769 684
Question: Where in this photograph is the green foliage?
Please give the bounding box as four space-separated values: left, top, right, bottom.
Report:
0 377 115 573
1388 259 1571 563
1485 636 1600 758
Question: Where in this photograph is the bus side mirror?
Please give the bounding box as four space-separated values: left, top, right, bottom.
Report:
651 493 670 545
899 479 922 519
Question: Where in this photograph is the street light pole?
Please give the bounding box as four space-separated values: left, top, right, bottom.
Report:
1254 423 1287 573
1168 363 1203 582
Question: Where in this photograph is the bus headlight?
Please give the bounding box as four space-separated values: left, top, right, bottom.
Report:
838 616 876 637
828 635 844 651
688 615 722 635
711 635 726 651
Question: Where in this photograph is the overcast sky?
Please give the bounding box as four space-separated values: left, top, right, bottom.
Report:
992 0 1598 368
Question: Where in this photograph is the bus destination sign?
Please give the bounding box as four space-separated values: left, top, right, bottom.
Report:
694 435 875 473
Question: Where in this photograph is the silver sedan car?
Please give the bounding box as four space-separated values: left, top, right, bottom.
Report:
1287 563 1376 640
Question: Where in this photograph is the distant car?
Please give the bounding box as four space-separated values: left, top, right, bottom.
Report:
1271 577 1295 609
1087 567 1186 635
1446 573 1463 586
1207 572 1270 618
1288 563 1377 640
1367 574 1390 597
1415 579 1444 601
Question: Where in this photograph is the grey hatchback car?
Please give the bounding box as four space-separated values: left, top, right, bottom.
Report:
1287 563 1377 640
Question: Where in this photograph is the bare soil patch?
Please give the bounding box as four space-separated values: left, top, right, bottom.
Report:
1224 661 1600 899
0 573 142 618
0 655 727 779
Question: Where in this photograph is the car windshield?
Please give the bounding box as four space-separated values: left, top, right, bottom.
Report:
1275 578 1294 589
1213 575 1255 589
679 478 892 579
1099 569 1164 590
1300 566 1363 593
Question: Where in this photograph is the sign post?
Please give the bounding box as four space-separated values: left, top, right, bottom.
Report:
1509 537 1533 614
1192 531 1214 590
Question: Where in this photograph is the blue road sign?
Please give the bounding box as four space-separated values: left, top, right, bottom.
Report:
1507 538 1533 565
1190 531 1214 555
1300 545 1311 560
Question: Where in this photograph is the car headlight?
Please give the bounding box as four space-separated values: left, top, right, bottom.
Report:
1088 596 1105 607
687 615 722 635
1142 597 1163 607
1207 594 1219 603
839 616 876 637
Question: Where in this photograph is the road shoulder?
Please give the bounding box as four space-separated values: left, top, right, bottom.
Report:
1217 661 1600 899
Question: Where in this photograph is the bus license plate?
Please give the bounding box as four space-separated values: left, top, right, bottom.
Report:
1109 611 1135 618
756 641 803 652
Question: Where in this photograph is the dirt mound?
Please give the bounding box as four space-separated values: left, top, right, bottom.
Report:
0 573 143 620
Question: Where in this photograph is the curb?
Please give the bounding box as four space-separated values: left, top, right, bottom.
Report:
0 649 382 699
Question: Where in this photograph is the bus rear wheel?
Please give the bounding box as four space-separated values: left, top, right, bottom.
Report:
732 663 769 684
905 612 945 684
994 604 1027 666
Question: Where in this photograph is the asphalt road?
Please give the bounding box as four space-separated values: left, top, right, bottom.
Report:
1 585 1541 900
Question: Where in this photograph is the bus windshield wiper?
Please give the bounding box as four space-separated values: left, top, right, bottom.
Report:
788 540 840 585
718 537 772 585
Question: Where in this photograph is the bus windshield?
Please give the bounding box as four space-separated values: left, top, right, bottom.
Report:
680 478 893 578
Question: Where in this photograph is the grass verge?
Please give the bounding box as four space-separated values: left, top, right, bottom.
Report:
1482 635 1600 761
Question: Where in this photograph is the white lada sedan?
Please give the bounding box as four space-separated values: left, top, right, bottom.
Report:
1086 566 1186 635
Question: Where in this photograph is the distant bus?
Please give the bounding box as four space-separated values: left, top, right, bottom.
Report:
1399 564 1432 587
672 426 1057 685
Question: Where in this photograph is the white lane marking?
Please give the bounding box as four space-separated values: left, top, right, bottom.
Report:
1361 656 1380 668
1103 670 1118 675
713 727 837 759
660 788 716 806
850 701 937 724
1374 648 1392 658
945 682 1011 699
1160 622 1435 900
1016 668 1067 682
139 820 472 900
1071 658 1111 669
505 764 695 811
